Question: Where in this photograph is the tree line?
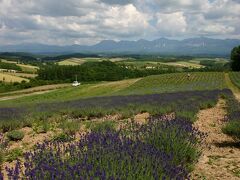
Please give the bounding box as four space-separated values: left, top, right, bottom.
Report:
37 61 177 82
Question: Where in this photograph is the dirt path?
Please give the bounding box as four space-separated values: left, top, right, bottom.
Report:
192 99 240 179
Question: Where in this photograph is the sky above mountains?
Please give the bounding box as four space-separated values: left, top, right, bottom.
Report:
0 0 240 45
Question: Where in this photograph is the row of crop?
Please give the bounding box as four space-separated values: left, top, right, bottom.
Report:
229 72 240 89
117 72 227 95
224 72 240 140
0 90 229 132
2 115 204 179
222 93 240 140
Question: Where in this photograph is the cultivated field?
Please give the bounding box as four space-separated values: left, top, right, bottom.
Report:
0 71 239 179
17 64 38 73
229 72 240 89
117 72 227 95
159 61 204 68
0 59 39 73
58 58 86 65
0 73 29 83
4 73 37 79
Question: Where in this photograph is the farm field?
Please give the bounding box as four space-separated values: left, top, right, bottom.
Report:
58 57 130 66
0 71 239 179
0 72 227 106
17 64 38 73
58 58 86 65
0 83 71 99
0 79 140 106
229 72 240 89
4 72 37 78
117 72 227 95
0 72 29 83
0 59 39 73
159 61 204 68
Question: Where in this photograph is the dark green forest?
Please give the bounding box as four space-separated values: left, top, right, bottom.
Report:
37 61 177 82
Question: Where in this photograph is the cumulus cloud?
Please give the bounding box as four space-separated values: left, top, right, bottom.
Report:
156 12 187 36
0 0 239 45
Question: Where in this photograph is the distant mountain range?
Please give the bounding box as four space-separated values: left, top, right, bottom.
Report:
0 37 240 56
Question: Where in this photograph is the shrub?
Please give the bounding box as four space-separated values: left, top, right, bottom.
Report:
52 133 74 142
222 120 240 140
59 121 80 136
85 121 117 133
6 148 23 162
33 121 51 134
7 130 24 141
0 120 21 133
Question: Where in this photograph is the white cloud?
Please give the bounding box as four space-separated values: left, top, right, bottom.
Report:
156 12 187 36
0 0 239 45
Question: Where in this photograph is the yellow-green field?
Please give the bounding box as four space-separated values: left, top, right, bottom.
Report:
17 64 39 73
5 72 37 78
0 72 29 83
58 57 130 66
1 59 39 73
159 61 204 68
58 58 86 65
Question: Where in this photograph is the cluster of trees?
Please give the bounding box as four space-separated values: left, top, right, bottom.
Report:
38 61 178 82
231 46 240 71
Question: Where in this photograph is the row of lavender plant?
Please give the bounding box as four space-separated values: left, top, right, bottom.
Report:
0 89 230 122
222 92 240 140
4 115 204 179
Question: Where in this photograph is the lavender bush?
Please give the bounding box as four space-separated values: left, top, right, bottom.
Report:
5 116 203 179
222 92 240 140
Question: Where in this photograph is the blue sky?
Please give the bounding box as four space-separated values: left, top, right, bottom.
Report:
0 0 239 45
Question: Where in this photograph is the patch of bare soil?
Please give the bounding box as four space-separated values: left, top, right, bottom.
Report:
134 113 150 125
192 99 240 180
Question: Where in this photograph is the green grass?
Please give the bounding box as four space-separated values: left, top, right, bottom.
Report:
229 72 240 89
0 79 139 107
7 130 24 141
116 72 227 95
84 120 117 133
223 120 240 140
0 72 227 107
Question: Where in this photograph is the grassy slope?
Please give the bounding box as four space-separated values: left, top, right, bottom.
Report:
0 72 227 107
0 79 140 107
117 72 227 95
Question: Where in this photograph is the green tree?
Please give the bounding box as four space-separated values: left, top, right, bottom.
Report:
231 46 240 71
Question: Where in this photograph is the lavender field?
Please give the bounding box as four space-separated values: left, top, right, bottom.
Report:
0 89 231 122
4 115 204 179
